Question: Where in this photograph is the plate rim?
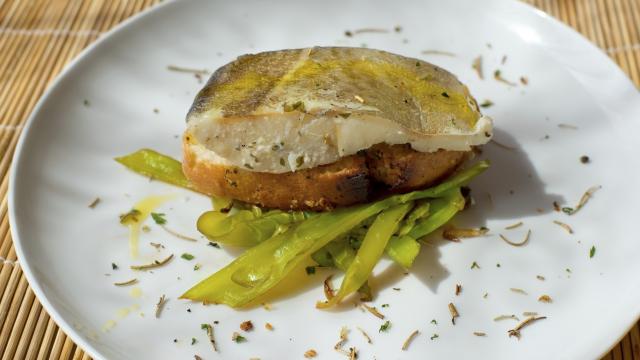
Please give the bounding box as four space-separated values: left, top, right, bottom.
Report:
7 0 640 359
7 1 177 359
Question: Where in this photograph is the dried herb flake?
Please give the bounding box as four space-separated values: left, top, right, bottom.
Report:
480 100 494 108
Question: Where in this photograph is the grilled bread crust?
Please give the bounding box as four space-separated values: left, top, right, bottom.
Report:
183 136 468 211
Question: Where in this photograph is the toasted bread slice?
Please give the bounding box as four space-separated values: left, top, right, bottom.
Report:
365 143 468 192
183 135 467 210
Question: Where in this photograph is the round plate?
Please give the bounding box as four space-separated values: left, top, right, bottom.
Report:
9 0 640 359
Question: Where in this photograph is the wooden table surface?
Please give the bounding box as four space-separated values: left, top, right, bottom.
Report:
0 0 638 359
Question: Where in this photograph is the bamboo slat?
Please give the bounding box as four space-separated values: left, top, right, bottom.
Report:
0 0 638 359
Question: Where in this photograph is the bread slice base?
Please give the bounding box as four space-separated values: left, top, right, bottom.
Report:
183 135 469 210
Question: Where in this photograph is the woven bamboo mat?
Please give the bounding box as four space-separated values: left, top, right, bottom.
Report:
0 0 638 359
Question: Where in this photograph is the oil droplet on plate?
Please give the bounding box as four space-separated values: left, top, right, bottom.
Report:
102 320 116 332
130 287 143 298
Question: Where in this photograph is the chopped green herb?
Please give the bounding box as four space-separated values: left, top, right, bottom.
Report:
381 304 389 308
296 155 305 168
207 242 220 248
580 155 590 164
119 209 141 224
471 261 480 269
565 268 572 273
589 246 596 258
191 338 197 345
480 100 494 108
415 61 421 67
271 144 280 151
305 266 316 275
441 92 449 98
561 207 574 214
430 334 439 340
201 323 211 330
379 320 391 333
111 263 118 270
243 163 254 169
496 263 501 268
151 212 167 225
279 158 286 167
338 113 351 119
194 263 202 271
232 332 247 343
83 99 90 106
430 319 437 325
181 253 195 261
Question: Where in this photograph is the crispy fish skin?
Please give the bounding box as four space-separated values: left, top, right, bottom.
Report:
188 47 481 134
189 49 303 118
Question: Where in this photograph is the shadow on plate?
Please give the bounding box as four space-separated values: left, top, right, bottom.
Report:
221 127 564 308
465 127 565 222
366 127 566 295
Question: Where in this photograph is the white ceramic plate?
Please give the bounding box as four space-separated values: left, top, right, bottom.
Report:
9 0 640 359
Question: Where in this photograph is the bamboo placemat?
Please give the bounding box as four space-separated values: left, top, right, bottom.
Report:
0 0 638 359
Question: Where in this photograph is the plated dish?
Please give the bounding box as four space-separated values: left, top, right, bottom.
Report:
116 46 494 309
9 0 640 359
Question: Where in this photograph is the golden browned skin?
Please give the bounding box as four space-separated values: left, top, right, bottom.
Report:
188 47 482 136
